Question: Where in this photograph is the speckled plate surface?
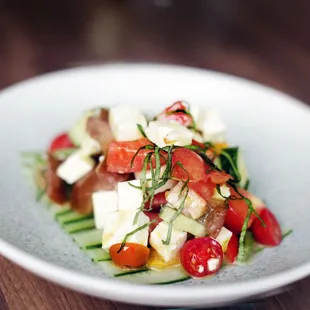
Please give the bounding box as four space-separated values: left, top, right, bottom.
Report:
0 64 310 308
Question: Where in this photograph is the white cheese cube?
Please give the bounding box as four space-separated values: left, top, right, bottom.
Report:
56 150 95 184
113 113 147 141
215 227 233 252
109 104 147 141
102 210 149 251
80 134 101 156
135 165 177 194
166 182 207 220
150 222 187 263
145 120 193 148
92 191 118 230
109 104 143 129
195 108 226 143
118 180 143 211
212 184 231 201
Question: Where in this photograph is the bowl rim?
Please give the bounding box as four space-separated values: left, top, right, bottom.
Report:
1 63 310 307
1 237 310 307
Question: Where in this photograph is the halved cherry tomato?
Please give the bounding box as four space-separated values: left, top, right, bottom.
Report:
180 237 223 278
144 192 167 211
225 234 239 263
165 101 188 113
251 208 282 246
109 243 150 268
156 101 193 127
172 148 209 181
144 211 163 233
49 133 75 152
224 188 265 234
106 138 165 173
206 170 231 184
157 112 193 127
188 180 216 201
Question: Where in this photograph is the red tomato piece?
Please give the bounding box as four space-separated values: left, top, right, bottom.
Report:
188 180 216 201
191 139 205 149
225 234 239 263
157 112 193 127
206 170 232 184
180 237 223 278
224 188 265 234
144 211 163 233
172 148 209 181
251 208 282 246
109 243 150 268
144 192 167 211
49 133 75 152
106 138 163 173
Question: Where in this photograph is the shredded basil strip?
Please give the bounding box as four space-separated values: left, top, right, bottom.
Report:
282 229 293 239
237 210 252 262
238 231 254 262
129 145 154 169
137 124 147 138
117 220 155 253
244 179 250 190
162 162 190 245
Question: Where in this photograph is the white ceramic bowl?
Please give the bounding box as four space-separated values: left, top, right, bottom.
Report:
0 64 310 308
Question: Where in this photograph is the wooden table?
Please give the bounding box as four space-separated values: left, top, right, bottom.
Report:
1 1 310 309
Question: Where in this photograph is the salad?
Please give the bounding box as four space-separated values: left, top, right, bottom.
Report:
23 101 286 283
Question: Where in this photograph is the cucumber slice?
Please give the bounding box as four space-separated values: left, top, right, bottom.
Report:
220 147 249 189
160 207 206 237
68 109 96 146
97 261 148 277
63 218 95 233
72 229 102 249
87 248 110 262
48 204 72 216
117 265 189 284
57 211 93 225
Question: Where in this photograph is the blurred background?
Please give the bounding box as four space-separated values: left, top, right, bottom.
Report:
1 0 310 104
1 1 310 309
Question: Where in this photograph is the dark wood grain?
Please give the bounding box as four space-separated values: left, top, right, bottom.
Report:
1 0 310 309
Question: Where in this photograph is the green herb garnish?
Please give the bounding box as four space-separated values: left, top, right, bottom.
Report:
244 179 250 190
238 231 254 262
117 220 155 253
137 124 147 138
283 229 293 239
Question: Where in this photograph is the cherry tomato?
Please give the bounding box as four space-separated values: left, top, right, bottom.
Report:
224 188 265 234
49 133 75 152
157 112 193 127
172 148 209 181
144 211 163 233
206 170 232 184
188 180 216 201
144 192 167 211
251 208 282 246
109 243 150 268
225 234 239 263
180 237 223 278
106 138 165 173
